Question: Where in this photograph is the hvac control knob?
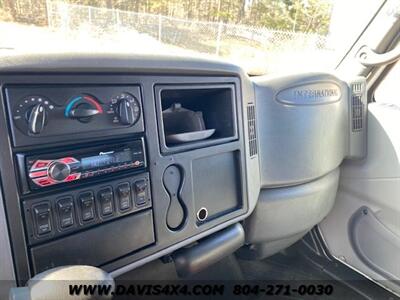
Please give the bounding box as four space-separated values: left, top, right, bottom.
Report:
48 161 71 182
118 98 139 125
27 103 47 134
114 93 140 126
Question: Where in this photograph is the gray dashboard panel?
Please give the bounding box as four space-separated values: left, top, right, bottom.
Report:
239 72 367 260
0 53 367 293
0 53 243 75
245 167 339 244
254 73 349 187
0 53 260 289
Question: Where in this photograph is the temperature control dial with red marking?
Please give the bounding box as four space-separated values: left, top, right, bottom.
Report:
64 95 103 123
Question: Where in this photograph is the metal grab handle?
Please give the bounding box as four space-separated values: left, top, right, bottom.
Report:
358 45 400 66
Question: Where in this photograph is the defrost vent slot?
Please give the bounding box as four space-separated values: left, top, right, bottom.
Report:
247 103 257 157
352 82 362 93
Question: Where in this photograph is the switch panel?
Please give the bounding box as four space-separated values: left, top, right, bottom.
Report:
117 183 132 212
23 173 152 245
32 203 52 236
97 187 114 218
78 191 96 223
56 197 75 230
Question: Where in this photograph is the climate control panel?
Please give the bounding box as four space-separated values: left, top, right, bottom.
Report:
5 85 144 147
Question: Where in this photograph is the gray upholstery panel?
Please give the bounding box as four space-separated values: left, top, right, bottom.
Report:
243 168 339 258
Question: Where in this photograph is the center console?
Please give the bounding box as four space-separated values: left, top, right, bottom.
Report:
5 84 156 275
0 70 255 284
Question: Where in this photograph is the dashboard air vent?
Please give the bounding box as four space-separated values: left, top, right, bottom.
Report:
351 83 364 132
348 77 367 159
352 82 362 93
247 103 257 157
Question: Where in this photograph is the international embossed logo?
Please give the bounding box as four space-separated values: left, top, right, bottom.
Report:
276 82 341 105
294 88 339 100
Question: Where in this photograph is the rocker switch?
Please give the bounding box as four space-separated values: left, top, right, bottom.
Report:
79 192 95 222
134 180 147 206
98 188 114 217
57 197 74 229
117 183 131 211
33 203 52 236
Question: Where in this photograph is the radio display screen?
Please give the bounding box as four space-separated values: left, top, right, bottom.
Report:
81 149 133 170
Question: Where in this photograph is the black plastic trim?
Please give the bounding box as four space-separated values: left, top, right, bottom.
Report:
172 223 244 277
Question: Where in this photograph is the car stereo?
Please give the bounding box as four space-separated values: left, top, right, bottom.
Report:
18 139 146 191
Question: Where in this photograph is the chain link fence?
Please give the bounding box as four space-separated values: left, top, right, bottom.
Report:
47 1 334 73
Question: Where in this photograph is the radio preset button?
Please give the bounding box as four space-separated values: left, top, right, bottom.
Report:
29 170 48 178
78 192 95 222
98 187 114 217
65 173 81 182
56 197 75 229
31 160 51 170
33 177 55 187
117 183 131 211
59 157 78 164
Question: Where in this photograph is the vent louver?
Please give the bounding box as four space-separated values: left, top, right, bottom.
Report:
352 95 363 131
352 82 362 93
351 83 364 132
247 103 257 157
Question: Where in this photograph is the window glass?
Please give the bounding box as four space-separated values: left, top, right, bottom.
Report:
375 60 400 105
0 0 384 75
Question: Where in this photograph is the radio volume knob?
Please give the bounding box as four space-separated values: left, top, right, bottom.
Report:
48 161 71 182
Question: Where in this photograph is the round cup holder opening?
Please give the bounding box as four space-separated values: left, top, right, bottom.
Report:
197 207 208 222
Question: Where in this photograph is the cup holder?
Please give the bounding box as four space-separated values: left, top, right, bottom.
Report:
196 207 208 222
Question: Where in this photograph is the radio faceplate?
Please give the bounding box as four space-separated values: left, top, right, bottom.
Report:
18 139 146 193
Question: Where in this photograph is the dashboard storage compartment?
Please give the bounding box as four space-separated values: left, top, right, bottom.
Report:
192 151 242 223
155 85 238 153
30 209 155 274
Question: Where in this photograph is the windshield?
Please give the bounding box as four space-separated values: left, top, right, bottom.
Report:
0 0 384 75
